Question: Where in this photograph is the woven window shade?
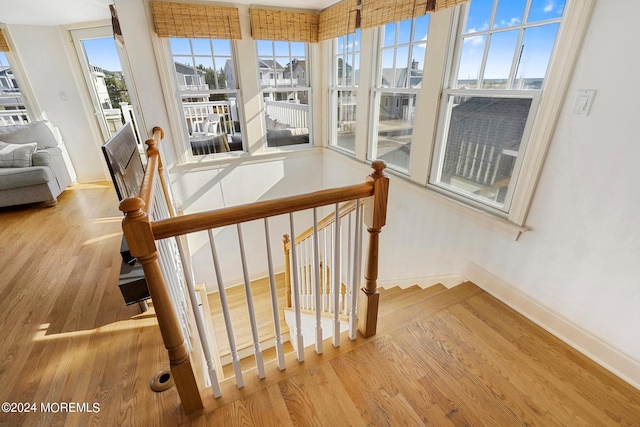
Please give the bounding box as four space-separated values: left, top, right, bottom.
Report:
250 8 319 43
318 0 359 42
151 1 241 39
361 0 436 30
435 0 469 11
0 30 9 52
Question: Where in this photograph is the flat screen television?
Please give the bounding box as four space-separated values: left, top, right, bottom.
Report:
101 122 145 201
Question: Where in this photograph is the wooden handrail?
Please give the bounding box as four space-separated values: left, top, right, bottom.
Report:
285 199 363 248
137 127 164 213
151 182 374 240
119 125 389 413
119 128 203 415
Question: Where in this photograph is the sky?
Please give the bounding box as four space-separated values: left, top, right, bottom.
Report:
47 0 566 84
82 37 123 72
459 0 565 82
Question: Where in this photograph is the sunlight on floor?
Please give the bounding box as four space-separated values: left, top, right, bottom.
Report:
33 318 158 342
82 232 122 246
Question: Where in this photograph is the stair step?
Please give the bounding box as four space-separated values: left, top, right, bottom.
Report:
378 285 413 298
378 283 448 318
378 281 482 335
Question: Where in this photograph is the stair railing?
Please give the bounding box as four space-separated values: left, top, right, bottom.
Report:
282 199 364 316
119 127 388 413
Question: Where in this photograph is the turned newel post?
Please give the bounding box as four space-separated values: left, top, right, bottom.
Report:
282 234 292 308
358 160 389 337
119 197 203 414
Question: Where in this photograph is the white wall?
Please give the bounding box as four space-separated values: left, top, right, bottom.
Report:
7 25 107 183
322 0 640 365
176 152 324 291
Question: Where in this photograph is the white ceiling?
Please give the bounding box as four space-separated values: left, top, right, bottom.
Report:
0 0 336 26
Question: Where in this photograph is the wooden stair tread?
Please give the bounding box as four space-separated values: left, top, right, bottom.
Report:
378 283 448 317
209 282 483 404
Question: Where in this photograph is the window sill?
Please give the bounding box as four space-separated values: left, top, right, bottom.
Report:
323 149 528 241
171 145 323 173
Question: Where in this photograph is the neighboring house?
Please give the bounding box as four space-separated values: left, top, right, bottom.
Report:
258 59 285 87
2 0 640 423
223 58 236 90
379 60 422 122
0 65 18 92
90 64 112 109
284 58 306 86
441 97 531 203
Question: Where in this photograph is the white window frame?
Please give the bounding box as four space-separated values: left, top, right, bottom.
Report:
257 40 312 150
369 16 430 175
0 30 39 125
165 37 245 160
428 0 566 216
327 0 593 234
329 30 360 154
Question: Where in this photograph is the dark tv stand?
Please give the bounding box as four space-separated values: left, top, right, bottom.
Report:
119 237 150 312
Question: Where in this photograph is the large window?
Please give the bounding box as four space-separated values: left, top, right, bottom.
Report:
330 30 360 153
429 0 565 212
0 52 31 126
369 15 430 173
257 40 311 148
170 38 243 156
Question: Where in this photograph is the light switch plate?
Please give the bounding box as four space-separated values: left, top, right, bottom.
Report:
572 90 596 116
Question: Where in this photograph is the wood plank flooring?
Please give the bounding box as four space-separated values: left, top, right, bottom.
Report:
207 274 290 359
0 184 185 426
2 184 640 426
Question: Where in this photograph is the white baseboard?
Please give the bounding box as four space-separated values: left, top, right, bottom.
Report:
75 173 108 183
378 274 465 290
465 262 640 390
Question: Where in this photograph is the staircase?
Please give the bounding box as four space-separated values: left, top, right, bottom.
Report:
206 280 457 389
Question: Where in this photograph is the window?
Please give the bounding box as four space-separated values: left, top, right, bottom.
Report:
369 15 430 173
429 0 565 212
257 40 311 148
0 52 31 126
169 38 243 156
330 30 360 153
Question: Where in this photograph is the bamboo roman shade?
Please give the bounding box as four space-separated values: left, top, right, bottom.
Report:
361 0 469 30
0 30 9 52
151 1 242 39
250 8 319 43
361 0 435 29
318 0 359 42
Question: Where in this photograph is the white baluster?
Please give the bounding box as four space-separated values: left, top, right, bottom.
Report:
176 237 222 397
346 211 353 315
303 240 309 310
236 224 265 379
207 230 244 388
332 204 341 347
312 208 323 355
349 200 363 340
329 223 335 314
289 213 304 361
322 228 328 312
264 219 286 371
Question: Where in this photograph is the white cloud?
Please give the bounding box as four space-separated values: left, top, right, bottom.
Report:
499 17 522 27
544 0 555 12
464 35 484 47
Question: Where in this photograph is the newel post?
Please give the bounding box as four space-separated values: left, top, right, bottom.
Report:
282 234 292 308
119 197 203 414
358 160 389 337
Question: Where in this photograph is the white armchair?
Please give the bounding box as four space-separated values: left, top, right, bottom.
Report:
192 113 221 137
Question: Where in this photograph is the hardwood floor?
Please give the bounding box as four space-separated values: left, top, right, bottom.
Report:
2 184 640 426
0 184 185 426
